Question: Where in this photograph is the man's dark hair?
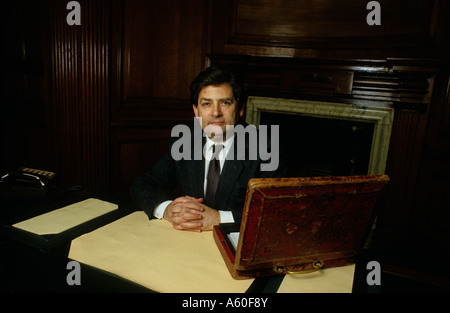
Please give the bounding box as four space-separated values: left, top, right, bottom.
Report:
190 66 242 107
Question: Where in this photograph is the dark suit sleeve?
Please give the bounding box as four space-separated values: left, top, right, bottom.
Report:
130 139 177 219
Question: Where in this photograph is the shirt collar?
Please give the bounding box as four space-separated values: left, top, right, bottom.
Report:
205 132 235 158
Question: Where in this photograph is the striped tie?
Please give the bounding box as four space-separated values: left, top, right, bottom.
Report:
204 144 223 207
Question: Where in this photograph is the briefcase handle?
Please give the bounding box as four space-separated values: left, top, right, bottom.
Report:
274 260 324 275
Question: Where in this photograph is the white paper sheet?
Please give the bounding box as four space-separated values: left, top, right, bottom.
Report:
227 232 240 250
277 263 355 293
13 198 118 235
69 212 254 293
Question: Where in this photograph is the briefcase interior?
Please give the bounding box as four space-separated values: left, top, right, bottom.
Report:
213 175 389 279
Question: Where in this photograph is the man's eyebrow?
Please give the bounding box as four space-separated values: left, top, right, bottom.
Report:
199 97 234 102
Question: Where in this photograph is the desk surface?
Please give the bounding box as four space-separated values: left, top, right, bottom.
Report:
68 211 355 293
2 195 450 294
69 212 256 293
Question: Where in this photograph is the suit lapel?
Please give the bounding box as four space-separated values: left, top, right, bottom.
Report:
193 134 206 199
215 160 244 207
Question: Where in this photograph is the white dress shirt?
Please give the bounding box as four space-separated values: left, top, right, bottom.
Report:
153 135 235 223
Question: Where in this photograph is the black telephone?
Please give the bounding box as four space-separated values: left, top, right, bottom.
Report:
0 167 57 198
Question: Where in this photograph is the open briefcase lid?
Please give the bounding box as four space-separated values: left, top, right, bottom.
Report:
213 175 389 279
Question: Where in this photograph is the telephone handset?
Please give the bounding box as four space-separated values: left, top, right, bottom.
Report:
0 167 57 198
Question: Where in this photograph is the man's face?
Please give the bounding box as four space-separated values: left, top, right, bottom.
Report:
192 83 244 140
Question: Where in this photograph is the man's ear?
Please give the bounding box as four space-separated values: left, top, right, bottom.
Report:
193 104 199 117
239 104 245 117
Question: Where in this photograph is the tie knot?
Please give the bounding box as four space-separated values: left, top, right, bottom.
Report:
211 144 223 159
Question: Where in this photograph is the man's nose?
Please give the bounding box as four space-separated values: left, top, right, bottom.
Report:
212 103 222 117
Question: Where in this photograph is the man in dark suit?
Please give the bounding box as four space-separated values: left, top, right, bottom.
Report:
130 66 285 232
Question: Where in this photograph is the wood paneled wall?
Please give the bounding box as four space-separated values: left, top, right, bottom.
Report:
110 0 211 121
213 0 450 59
49 0 110 191
109 0 212 195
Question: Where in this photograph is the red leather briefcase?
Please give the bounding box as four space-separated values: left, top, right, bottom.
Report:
213 175 389 279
